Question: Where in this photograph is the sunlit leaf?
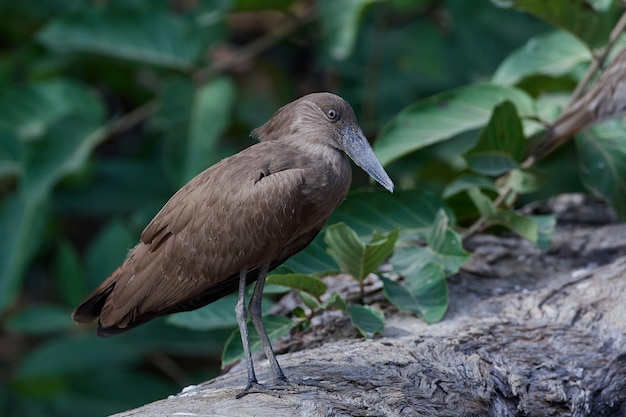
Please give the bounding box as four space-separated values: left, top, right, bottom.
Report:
493 30 590 85
346 304 385 338
576 120 626 218
221 315 295 367
375 83 535 166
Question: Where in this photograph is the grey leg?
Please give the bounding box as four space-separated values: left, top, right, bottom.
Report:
249 264 287 382
235 269 258 393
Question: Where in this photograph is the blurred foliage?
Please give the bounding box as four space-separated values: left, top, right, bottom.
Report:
2 0 626 416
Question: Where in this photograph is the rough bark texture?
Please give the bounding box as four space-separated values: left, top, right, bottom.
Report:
113 196 626 417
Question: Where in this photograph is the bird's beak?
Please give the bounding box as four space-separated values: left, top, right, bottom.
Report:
342 125 394 193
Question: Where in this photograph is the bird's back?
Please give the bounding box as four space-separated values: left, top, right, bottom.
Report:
72 138 351 335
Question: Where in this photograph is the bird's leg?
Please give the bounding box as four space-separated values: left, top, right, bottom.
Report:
249 263 287 384
235 269 259 395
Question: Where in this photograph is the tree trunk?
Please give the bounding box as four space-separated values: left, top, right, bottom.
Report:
113 196 626 417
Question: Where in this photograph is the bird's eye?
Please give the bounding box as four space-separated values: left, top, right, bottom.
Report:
326 109 337 120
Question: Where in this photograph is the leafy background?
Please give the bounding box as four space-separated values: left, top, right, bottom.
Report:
1 1 625 416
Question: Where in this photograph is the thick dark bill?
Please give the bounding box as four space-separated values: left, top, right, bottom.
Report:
342 125 394 193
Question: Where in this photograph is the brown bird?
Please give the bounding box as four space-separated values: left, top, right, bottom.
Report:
72 92 394 396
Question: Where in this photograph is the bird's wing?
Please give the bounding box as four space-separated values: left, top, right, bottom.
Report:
93 146 318 329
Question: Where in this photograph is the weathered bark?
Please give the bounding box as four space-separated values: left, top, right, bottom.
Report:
114 196 626 417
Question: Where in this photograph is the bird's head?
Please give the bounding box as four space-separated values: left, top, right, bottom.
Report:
252 92 394 193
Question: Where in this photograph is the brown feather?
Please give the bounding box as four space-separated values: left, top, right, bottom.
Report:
72 92 391 337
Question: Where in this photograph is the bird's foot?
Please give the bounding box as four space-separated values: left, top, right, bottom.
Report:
236 377 291 399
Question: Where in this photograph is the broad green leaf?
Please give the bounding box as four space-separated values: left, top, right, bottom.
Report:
467 187 538 243
496 0 620 48
375 83 535 166
493 30 590 85
300 292 321 310
165 293 273 333
6 304 74 335
281 237 338 275
21 114 105 202
0 79 103 141
346 304 385 338
16 334 142 379
324 223 398 281
531 214 556 251
0 129 21 179
391 210 470 276
443 174 498 198
183 77 236 182
266 274 328 298
53 240 87 307
85 220 136 290
500 169 542 195
331 189 452 239
381 262 448 323
465 101 526 176
166 294 239 331
38 8 204 70
576 120 626 218
0 195 47 314
152 78 236 186
221 314 295 367
318 0 379 60
322 291 347 310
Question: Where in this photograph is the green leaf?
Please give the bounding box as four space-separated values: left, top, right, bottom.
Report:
281 237 338 275
6 304 74 335
443 174 498 198
183 77 236 182
324 223 398 281
576 120 626 218
266 274 328 298
322 292 347 311
37 8 204 70
467 187 538 243
318 0 379 60
21 114 105 202
53 241 87 307
0 79 104 141
381 262 448 323
16 334 142 379
530 214 556 251
166 294 239 331
497 0 620 48
391 210 470 276
465 101 526 176
493 30 591 85
375 83 535 166
331 189 452 239
85 220 136 290
346 304 385 338
0 195 47 314
221 315 295 367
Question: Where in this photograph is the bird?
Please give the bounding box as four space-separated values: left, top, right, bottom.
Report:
72 92 394 397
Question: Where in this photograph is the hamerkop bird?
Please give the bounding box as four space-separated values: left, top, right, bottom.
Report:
72 92 394 396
